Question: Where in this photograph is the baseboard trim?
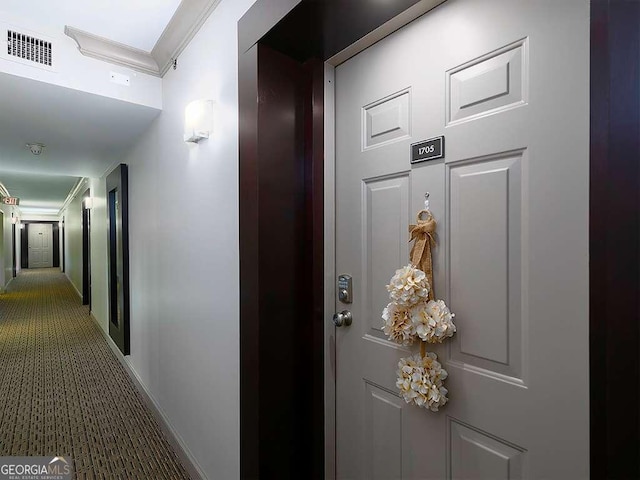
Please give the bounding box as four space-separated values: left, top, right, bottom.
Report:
88 313 206 480
66 273 83 301
1 276 14 293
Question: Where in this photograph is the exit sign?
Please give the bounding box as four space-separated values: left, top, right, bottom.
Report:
2 197 19 206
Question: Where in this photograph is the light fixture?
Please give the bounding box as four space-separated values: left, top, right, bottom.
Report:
11 216 17 224
19 223 24 230
26 143 45 155
184 99 213 143
83 197 93 210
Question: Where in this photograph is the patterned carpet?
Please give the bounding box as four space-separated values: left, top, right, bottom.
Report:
0 269 190 479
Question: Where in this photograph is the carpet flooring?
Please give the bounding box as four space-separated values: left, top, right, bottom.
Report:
0 269 190 479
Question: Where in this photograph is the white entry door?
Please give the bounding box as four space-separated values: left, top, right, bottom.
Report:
334 0 589 478
28 224 53 268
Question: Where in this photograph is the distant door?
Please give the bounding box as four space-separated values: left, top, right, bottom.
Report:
28 224 53 268
334 0 589 478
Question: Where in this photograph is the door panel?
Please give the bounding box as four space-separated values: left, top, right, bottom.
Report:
449 419 525 480
334 0 589 478
365 383 403 480
447 40 526 125
448 152 523 381
363 89 412 149
363 174 410 337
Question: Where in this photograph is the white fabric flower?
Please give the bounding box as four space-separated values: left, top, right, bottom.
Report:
396 353 448 411
410 299 456 344
382 303 415 346
386 265 430 307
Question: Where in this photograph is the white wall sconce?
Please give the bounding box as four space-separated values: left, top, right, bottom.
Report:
184 99 214 143
11 216 17 224
83 197 93 210
19 223 24 230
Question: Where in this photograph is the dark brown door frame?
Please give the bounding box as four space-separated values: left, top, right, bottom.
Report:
20 223 27 269
61 216 65 273
82 188 91 307
239 0 640 477
20 221 61 269
590 1 640 478
11 215 16 277
106 164 130 356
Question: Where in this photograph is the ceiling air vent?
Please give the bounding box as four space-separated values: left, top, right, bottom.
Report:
6 29 52 67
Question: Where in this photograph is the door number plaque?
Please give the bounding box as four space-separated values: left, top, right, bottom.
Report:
411 136 444 164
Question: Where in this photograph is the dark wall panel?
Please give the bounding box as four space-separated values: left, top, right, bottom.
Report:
20 224 27 269
302 58 325 477
590 0 640 478
52 223 60 268
12 223 16 277
262 0 428 62
238 0 301 53
239 43 324 478
82 189 91 306
257 45 305 478
239 42 260 480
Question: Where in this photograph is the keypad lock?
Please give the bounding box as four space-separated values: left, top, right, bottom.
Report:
338 274 353 304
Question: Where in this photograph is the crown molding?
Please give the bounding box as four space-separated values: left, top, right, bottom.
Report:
58 177 88 215
64 26 160 76
0 181 10 198
65 0 222 78
153 0 223 77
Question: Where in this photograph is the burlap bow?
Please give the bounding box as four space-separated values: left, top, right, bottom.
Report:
409 210 436 301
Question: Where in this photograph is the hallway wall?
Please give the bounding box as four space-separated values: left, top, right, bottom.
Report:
89 1 257 478
21 214 59 221
0 204 20 290
63 185 85 298
90 177 109 333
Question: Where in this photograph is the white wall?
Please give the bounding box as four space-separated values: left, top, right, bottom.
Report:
88 1 257 478
21 214 59 221
0 204 20 290
61 183 86 298
90 176 108 332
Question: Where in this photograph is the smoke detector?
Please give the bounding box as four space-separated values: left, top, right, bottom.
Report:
26 143 45 155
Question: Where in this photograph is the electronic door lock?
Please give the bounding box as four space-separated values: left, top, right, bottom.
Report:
338 274 352 303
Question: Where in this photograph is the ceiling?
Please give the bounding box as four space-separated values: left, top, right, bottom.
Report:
0 172 79 214
0 0 175 213
0 71 160 213
0 0 183 52
0 71 160 178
